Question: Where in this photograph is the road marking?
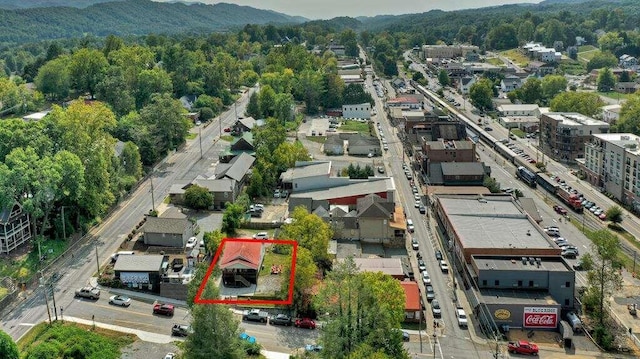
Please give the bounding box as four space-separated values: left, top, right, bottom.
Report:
18 323 36 326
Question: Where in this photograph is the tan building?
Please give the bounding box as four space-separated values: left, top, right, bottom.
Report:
422 45 479 59
540 113 609 163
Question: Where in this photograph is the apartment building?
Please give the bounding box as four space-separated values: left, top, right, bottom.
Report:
539 113 609 163
580 133 640 211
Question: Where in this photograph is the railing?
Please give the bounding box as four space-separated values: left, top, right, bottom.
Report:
234 274 250 287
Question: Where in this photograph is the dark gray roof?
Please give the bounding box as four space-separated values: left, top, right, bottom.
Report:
325 135 344 146
143 217 188 234
0 202 20 224
160 207 187 219
441 162 485 176
238 117 256 129
215 152 255 181
313 206 330 218
114 254 165 272
428 163 444 185
348 134 379 147
192 178 235 193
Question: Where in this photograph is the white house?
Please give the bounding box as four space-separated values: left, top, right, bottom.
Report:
601 104 622 124
459 76 477 95
342 103 371 119
497 104 540 117
500 76 523 92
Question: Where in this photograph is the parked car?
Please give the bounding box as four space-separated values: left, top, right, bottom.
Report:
75 286 100 300
171 258 184 271
435 249 443 261
561 249 579 258
419 205 426 214
223 127 231 132
269 314 292 326
305 344 323 352
422 271 431 285
108 295 131 307
377 166 385 174
418 259 426 271
164 353 176 359
412 239 419 250
253 232 269 240
431 299 442 318
553 205 567 215
243 309 268 323
507 340 539 355
598 213 607 220
171 324 191 337
153 303 175 316
439 260 449 273
425 285 435 301
456 308 468 327
294 318 316 329
186 237 198 249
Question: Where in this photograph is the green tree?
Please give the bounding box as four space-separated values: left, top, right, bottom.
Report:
281 247 318 315
339 29 359 57
0 330 19 359
597 67 615 92
518 77 543 104
597 32 623 53
438 69 450 87
485 24 518 50
258 84 277 118
549 92 605 117
541 75 568 100
221 202 244 235
469 78 494 111
184 185 213 210
280 206 332 267
586 52 618 72
321 72 344 109
483 176 501 193
35 57 70 101
315 257 407 359
274 92 294 123
194 94 223 115
294 69 324 114
605 205 623 225
246 92 261 119
619 70 631 83
272 141 310 173
68 48 108 97
136 68 173 108
95 67 135 117
184 275 244 359
342 83 373 106
613 95 640 134
140 93 189 155
203 230 223 256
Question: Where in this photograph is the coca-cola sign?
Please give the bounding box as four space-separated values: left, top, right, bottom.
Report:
523 307 558 328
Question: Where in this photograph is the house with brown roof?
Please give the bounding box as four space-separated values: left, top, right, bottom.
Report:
0 202 32 254
400 281 422 322
220 241 265 287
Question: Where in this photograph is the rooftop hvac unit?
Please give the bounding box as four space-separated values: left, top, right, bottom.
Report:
522 257 527 265
535 257 542 264
528 257 535 265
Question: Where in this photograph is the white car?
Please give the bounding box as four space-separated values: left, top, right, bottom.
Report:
422 271 431 285
439 260 449 273
164 354 176 359
253 232 269 240
186 237 198 249
109 295 131 307
456 308 468 327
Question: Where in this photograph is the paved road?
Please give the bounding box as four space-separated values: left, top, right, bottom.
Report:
1 88 255 342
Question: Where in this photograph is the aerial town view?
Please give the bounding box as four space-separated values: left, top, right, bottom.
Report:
3 0 640 358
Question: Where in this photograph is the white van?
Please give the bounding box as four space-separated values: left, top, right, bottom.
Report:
566 312 582 332
406 219 415 233
110 251 135 263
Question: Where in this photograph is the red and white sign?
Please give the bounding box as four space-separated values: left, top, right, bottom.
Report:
523 307 558 328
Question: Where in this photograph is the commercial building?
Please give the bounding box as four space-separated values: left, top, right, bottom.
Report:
497 104 540 118
432 195 574 333
579 133 640 212
422 44 479 60
539 113 609 163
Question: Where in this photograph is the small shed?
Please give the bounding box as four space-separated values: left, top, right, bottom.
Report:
114 254 167 292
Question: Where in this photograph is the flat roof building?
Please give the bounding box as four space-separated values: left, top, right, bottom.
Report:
540 112 609 163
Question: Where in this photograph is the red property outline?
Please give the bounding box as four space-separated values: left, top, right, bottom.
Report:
194 238 298 305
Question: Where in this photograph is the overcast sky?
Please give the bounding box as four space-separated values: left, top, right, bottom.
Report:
193 0 544 19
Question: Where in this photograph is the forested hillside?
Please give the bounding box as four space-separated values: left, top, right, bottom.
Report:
0 0 303 43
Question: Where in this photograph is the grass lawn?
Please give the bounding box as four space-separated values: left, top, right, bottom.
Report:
577 48 600 63
19 322 136 359
0 286 8 299
186 132 197 140
597 91 634 101
511 128 526 138
485 57 505 66
220 135 234 142
306 136 326 144
0 238 68 282
500 49 529 67
259 247 290 276
340 120 371 134
578 45 597 53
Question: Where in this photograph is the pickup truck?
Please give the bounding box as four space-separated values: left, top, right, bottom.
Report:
507 340 539 355
74 286 100 300
242 309 268 323
171 324 191 337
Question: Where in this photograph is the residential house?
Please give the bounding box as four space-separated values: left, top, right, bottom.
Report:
391 78 405 89
575 36 586 46
342 103 371 119
459 76 476 95
328 44 346 57
220 241 264 288
169 177 236 210
348 257 405 280
324 135 345 155
601 104 622 124
465 51 480 62
497 104 540 117
219 132 255 163
500 75 523 92
525 61 555 76
214 152 255 191
113 254 167 292
0 202 32 254
232 117 259 134
22 111 50 122
142 209 195 248
347 134 381 156
179 95 198 111
615 82 638 94
619 54 638 70
400 282 422 322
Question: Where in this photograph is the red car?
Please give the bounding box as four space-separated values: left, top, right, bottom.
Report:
294 318 316 329
153 303 175 316
223 127 231 132
553 205 567 215
508 340 539 355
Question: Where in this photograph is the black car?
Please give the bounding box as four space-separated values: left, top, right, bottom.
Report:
419 205 426 214
435 250 443 261
269 314 292 326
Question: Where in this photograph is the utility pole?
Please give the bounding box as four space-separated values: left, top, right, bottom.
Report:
40 271 52 324
95 244 100 277
51 282 58 321
633 251 637 275
61 206 66 240
199 127 203 159
419 308 423 353
150 175 156 212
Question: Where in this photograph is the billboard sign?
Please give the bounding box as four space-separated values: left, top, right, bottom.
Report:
523 307 558 328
